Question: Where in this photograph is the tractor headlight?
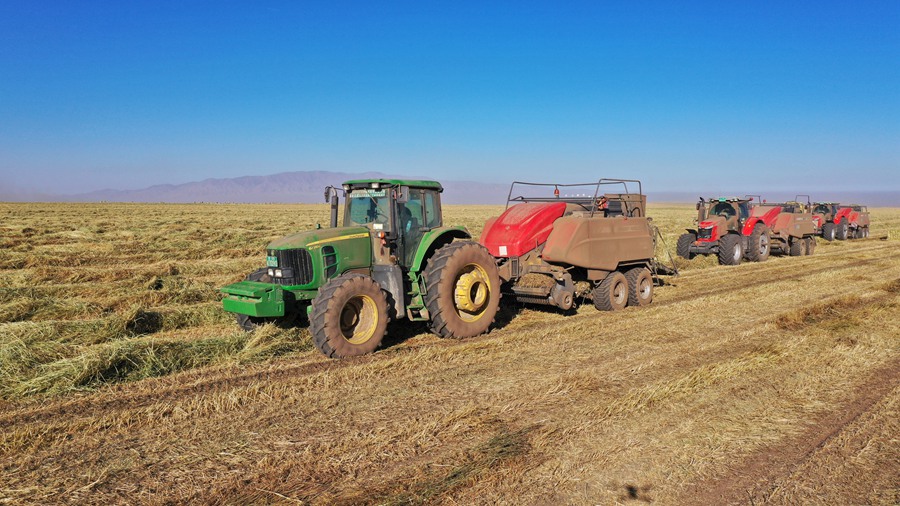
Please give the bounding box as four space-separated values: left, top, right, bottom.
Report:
267 268 275 277
274 269 283 278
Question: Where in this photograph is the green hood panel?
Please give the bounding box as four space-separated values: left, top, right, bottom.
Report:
268 226 370 250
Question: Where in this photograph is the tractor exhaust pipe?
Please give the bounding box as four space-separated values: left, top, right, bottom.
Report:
325 186 339 228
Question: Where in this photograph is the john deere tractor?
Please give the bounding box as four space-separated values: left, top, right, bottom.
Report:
220 179 501 358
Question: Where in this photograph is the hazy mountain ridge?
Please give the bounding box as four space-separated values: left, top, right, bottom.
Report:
2 171 898 206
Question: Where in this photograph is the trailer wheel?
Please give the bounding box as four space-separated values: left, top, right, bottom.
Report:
676 233 695 259
625 267 653 307
746 224 770 262
235 268 300 331
836 221 849 240
423 241 501 338
718 234 743 266
593 271 628 311
310 273 388 358
822 222 835 241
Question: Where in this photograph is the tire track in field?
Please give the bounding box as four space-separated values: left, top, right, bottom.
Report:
1 243 895 428
677 357 900 506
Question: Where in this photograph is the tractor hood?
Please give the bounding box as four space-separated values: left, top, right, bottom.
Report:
267 226 370 251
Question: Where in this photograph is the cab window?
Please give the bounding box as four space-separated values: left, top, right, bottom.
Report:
423 190 442 228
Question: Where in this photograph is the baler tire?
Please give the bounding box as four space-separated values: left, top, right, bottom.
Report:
789 238 803 256
746 224 770 262
836 221 849 240
804 237 816 255
593 271 628 311
423 241 500 339
625 267 653 307
718 234 743 266
822 222 836 241
309 273 389 358
676 233 695 259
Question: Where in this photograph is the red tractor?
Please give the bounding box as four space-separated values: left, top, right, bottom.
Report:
677 196 819 265
809 201 871 241
479 179 669 312
677 197 775 265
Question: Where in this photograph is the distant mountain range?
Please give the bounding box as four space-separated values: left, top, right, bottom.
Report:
2 170 898 206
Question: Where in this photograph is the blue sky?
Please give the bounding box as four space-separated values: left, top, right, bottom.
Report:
1 1 898 195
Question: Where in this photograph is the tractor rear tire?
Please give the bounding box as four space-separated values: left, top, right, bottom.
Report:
746 224 770 262
676 233 695 259
718 234 743 266
423 241 501 338
593 271 628 311
625 267 653 307
235 268 300 331
836 221 849 240
822 222 836 241
310 273 389 358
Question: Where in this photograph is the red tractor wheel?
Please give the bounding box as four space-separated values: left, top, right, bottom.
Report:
746 224 770 262
676 233 695 259
822 222 836 241
593 271 628 311
718 234 743 266
835 221 849 240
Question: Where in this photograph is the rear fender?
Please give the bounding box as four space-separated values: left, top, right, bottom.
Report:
409 226 471 273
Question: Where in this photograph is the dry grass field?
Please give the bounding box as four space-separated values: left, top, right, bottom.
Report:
1 202 899 505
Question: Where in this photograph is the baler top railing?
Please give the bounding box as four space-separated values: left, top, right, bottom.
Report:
505 178 644 217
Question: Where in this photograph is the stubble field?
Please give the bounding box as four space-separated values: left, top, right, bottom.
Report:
1 202 899 505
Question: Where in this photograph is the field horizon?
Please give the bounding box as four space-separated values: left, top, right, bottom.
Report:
1 202 898 504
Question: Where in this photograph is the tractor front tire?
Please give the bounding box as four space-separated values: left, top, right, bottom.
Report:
310 273 389 358
676 233 695 259
746 224 770 262
836 221 849 240
423 241 501 339
718 234 743 266
625 267 653 307
593 271 629 311
822 222 836 241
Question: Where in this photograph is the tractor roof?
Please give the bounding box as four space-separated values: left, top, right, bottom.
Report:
342 179 443 191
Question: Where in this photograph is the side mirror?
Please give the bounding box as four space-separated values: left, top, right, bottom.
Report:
324 186 333 203
397 186 410 204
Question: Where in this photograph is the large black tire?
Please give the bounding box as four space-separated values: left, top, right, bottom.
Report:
745 224 770 262
309 273 389 358
835 221 849 240
235 268 300 331
804 237 816 256
789 238 803 256
423 241 501 338
676 233 695 259
593 271 628 311
718 234 743 266
821 222 836 241
624 267 653 307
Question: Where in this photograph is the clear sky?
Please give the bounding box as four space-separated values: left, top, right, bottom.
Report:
1 1 898 195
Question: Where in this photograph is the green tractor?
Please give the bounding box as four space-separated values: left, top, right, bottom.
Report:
220 179 501 358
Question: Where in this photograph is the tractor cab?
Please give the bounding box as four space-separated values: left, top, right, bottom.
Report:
696 197 752 230
339 180 443 267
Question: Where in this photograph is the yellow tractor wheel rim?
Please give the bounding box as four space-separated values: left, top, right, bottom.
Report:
339 294 378 344
453 263 491 322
